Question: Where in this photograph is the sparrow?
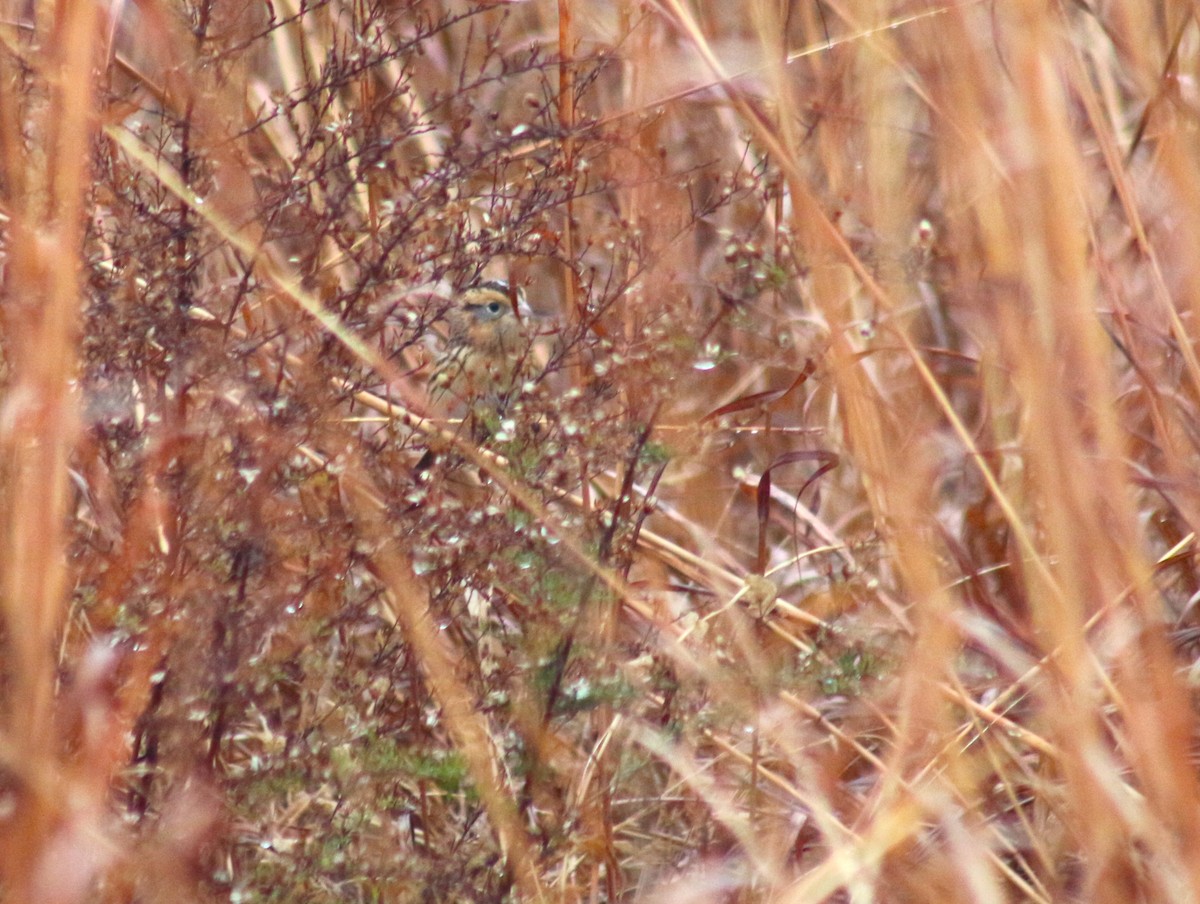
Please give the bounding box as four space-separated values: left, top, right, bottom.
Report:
428 279 532 416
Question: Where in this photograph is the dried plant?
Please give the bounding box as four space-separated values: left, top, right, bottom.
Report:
2 0 1200 902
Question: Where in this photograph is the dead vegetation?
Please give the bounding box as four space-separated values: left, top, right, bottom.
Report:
1 0 1200 902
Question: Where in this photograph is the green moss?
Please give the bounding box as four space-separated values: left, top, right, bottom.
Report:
638 440 672 467
817 647 881 695
397 749 470 796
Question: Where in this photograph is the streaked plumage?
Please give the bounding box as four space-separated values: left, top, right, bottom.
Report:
428 279 531 416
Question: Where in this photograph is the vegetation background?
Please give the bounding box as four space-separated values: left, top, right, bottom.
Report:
1 0 1199 901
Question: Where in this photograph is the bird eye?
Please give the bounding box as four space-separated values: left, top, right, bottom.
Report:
487 301 504 314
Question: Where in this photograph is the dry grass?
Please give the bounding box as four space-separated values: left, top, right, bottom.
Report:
1 0 1199 901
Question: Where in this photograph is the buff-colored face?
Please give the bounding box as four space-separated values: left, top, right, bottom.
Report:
447 282 524 356
431 281 530 403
